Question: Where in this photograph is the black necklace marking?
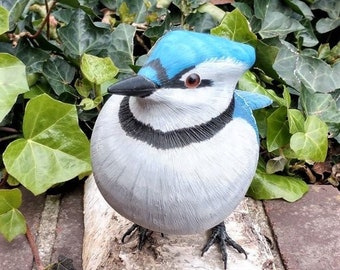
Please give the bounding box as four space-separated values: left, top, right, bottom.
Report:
118 96 235 150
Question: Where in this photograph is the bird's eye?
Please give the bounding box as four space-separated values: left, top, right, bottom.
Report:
185 73 201 88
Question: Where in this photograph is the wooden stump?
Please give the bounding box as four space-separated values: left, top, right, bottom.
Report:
83 175 277 270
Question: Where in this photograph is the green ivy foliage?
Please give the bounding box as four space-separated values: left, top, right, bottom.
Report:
0 188 26 241
0 0 339 241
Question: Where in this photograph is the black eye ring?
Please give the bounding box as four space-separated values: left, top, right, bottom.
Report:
185 73 201 88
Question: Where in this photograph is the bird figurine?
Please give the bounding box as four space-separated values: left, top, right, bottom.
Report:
91 30 272 269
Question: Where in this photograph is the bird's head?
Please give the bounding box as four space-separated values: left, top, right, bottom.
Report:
108 31 255 129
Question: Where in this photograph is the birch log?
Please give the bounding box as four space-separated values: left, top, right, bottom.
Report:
83 174 279 270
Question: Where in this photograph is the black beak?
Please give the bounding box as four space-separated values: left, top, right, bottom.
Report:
108 75 158 97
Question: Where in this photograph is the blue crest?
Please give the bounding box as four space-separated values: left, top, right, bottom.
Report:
138 31 256 85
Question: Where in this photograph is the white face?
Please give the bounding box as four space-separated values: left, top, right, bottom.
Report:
146 58 247 107
180 58 248 89
128 59 248 131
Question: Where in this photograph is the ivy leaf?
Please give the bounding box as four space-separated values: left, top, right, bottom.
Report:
24 25 62 53
311 0 339 19
42 56 76 96
296 56 340 93
0 6 9 35
247 170 309 202
75 78 92 98
53 8 76 25
24 81 51 99
171 0 206 15
285 0 314 19
316 17 340 34
0 0 30 31
186 12 217 33
117 0 158 23
255 0 304 38
58 9 110 60
297 19 319 47
0 188 22 214
79 96 103 111
272 41 301 90
118 2 136 23
50 255 76 270
253 108 275 138
100 78 118 96
0 53 29 122
274 41 340 93
57 0 80 9
290 115 329 161
0 189 26 242
266 106 290 152
266 156 287 174
282 86 291 108
80 54 119 85
312 0 340 33
0 209 26 242
255 39 279 80
238 71 285 106
287 109 305 134
107 23 136 73
211 8 257 45
144 13 171 39
300 90 340 139
100 0 116 10
15 39 50 74
3 94 92 195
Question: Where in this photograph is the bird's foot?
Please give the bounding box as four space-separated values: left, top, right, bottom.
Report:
201 222 247 270
122 223 154 250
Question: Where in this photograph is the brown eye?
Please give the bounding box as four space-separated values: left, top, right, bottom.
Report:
185 73 201 88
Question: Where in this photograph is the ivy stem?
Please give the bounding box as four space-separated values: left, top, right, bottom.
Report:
291 163 316 183
45 0 50 39
197 2 226 22
0 127 18 133
0 134 21 143
135 33 149 53
27 0 57 39
94 83 103 111
0 171 8 187
94 83 101 98
26 224 44 270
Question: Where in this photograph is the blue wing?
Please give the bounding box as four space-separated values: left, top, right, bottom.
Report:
233 90 272 140
235 90 273 110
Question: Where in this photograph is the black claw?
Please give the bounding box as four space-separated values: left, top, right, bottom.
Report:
137 227 153 250
122 223 139 243
202 222 247 270
121 223 153 250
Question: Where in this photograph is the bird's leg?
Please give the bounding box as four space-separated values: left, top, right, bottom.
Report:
122 223 154 250
201 222 247 269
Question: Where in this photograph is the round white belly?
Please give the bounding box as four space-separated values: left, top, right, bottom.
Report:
91 96 259 234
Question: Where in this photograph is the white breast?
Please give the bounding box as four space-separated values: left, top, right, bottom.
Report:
91 95 259 235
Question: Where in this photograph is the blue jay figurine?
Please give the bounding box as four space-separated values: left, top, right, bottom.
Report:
91 30 272 269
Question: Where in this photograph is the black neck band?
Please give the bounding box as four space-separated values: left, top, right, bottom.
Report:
118 96 234 150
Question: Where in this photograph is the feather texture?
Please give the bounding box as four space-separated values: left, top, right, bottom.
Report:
91 94 259 234
139 31 255 86
91 30 272 235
